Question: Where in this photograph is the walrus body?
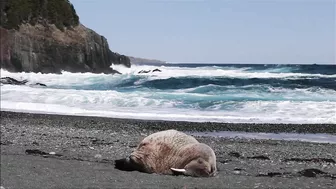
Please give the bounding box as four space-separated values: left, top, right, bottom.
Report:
115 129 217 177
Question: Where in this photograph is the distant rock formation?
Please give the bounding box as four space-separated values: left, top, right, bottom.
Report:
0 0 130 74
138 68 162 74
129 56 166 65
138 70 151 74
152 68 162 72
0 77 46 87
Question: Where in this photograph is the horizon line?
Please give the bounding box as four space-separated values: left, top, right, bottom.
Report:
165 62 336 65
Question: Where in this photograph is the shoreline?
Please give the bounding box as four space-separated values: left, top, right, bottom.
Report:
1 111 336 188
1 111 336 134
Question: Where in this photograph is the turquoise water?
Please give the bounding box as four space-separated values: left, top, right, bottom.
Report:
1 64 335 123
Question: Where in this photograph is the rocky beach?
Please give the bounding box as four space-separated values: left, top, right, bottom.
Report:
1 111 335 189
0 1 335 188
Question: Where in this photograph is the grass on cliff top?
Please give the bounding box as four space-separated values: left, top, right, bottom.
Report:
1 0 79 31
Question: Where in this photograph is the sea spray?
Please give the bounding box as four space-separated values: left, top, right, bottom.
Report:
1 64 335 124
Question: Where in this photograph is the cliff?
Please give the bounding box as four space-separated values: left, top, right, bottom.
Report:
0 0 130 74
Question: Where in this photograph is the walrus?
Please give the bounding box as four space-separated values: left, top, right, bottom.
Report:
115 129 217 177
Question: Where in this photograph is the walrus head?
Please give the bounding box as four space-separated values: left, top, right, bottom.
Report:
114 155 147 172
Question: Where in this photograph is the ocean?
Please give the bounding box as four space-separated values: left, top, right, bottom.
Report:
1 63 335 124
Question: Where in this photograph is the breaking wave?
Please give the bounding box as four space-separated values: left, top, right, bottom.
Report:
1 63 335 124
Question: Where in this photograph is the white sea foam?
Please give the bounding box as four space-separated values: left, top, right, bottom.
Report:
179 84 336 101
1 65 335 87
111 64 336 79
1 69 120 87
1 84 335 124
1 66 335 124
2 100 336 124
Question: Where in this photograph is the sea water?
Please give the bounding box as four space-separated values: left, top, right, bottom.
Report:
1 63 335 124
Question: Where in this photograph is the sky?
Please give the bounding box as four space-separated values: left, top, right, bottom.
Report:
71 0 335 64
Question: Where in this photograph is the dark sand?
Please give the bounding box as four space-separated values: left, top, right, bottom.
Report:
1 111 335 189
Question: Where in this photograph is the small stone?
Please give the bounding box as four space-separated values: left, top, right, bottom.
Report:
49 152 56 155
94 154 102 159
233 170 241 175
128 144 137 148
89 147 94 150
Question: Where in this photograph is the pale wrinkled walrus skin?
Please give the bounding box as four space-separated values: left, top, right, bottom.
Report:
115 129 217 177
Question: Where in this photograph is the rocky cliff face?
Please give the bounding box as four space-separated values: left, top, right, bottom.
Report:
0 0 130 74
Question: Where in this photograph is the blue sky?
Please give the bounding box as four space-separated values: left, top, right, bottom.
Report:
71 0 335 64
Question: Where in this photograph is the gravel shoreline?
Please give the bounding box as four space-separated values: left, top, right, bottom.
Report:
1 111 336 189
1 111 335 134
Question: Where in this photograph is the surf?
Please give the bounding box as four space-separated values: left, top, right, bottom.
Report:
1 64 335 124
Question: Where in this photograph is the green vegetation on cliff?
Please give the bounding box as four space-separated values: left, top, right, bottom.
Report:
0 0 79 30
0 0 131 73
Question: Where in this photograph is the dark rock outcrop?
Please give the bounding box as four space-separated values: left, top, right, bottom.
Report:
152 68 162 72
0 77 47 87
138 68 162 74
138 70 151 74
0 77 28 85
0 0 130 74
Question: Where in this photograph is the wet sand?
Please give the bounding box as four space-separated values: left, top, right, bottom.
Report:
1 111 335 189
